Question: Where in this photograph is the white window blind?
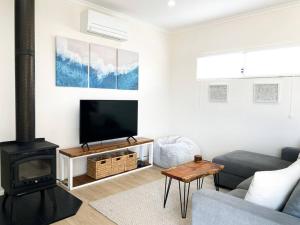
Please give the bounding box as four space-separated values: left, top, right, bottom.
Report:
245 47 300 77
197 46 300 80
197 53 243 79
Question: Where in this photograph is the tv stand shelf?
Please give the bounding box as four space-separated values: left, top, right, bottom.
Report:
58 137 154 191
62 162 151 188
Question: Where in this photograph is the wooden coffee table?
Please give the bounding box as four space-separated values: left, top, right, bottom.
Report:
161 160 224 218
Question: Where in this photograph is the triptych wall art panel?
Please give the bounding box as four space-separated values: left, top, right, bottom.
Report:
56 37 89 88
90 44 117 89
55 37 139 90
117 49 139 90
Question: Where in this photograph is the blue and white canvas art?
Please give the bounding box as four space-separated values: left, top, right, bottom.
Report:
56 37 89 87
117 50 139 90
89 44 117 89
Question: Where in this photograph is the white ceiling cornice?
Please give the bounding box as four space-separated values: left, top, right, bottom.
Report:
85 0 299 31
67 0 300 35
172 0 300 35
67 0 171 34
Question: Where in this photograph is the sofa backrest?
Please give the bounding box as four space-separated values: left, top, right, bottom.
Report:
283 180 300 218
281 148 300 162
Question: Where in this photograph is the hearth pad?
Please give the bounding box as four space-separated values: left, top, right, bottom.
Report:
0 186 82 225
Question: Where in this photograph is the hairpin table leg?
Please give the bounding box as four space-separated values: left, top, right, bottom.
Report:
214 173 220 191
163 176 172 208
178 181 191 219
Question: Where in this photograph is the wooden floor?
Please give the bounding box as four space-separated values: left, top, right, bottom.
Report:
53 167 163 225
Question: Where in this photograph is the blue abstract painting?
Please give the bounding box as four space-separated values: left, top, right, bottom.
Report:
56 37 89 87
117 50 139 90
89 44 117 89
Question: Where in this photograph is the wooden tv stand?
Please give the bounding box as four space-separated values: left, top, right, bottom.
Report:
59 137 154 191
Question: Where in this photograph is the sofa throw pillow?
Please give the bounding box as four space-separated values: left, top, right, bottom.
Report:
245 159 300 210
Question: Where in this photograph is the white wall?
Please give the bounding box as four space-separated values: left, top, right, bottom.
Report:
0 0 15 196
0 0 172 193
35 0 171 146
2 0 300 195
170 3 300 160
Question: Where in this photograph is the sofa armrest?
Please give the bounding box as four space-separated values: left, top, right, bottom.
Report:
192 190 300 225
281 147 300 162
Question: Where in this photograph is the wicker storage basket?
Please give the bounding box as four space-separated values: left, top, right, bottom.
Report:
123 150 138 171
111 153 126 175
87 150 138 179
87 154 112 180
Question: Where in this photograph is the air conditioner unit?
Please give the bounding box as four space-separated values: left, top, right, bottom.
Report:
81 10 128 41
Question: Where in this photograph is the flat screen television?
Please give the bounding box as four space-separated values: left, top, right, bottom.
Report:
80 100 138 144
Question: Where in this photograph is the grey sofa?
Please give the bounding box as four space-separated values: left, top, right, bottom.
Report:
192 182 300 225
192 147 300 225
212 148 299 189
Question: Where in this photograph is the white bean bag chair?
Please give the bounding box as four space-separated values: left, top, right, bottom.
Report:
154 136 201 168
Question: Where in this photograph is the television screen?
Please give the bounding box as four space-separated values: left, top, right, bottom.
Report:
80 100 138 144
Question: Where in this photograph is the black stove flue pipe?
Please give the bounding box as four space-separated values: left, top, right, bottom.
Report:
15 0 36 142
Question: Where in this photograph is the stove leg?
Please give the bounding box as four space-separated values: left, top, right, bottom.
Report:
47 188 57 211
9 196 15 225
2 193 16 224
40 189 46 201
37 189 46 216
2 193 8 210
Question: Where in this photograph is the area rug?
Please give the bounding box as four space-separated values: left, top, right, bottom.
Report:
90 176 226 225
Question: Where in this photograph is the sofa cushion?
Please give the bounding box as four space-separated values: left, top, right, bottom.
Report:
228 189 248 199
218 171 246 189
283 180 300 218
237 176 253 190
245 159 300 210
192 190 300 225
213 150 291 179
281 147 300 162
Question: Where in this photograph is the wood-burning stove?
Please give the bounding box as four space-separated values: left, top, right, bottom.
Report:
0 1 82 224
1 139 58 196
0 0 59 198
0 139 58 224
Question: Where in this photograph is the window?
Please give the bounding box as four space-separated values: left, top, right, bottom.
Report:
197 46 300 80
197 52 244 79
245 47 300 77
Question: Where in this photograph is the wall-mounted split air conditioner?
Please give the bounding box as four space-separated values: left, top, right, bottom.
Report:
81 10 128 42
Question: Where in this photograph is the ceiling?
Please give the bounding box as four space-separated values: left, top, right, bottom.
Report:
87 0 297 31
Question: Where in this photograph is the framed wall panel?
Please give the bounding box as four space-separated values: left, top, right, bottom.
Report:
209 84 228 103
254 83 279 104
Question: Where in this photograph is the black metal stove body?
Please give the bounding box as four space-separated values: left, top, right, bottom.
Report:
15 0 36 143
1 139 58 196
1 0 59 197
0 0 82 225
0 1 83 224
